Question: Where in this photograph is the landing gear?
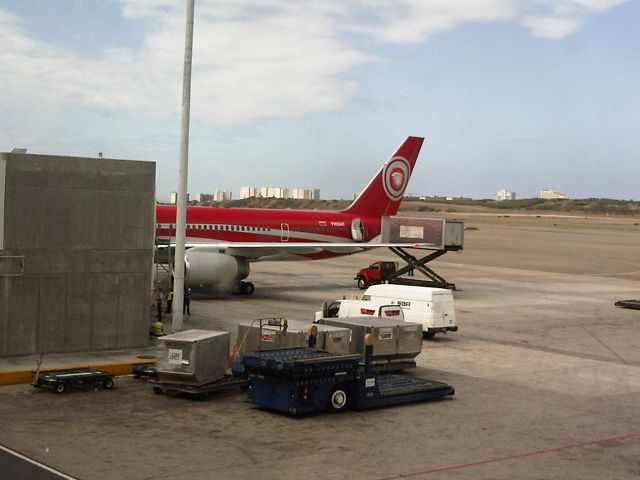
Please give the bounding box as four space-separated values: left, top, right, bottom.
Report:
233 281 255 295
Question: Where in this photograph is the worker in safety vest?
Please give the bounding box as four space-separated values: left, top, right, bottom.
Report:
150 320 165 337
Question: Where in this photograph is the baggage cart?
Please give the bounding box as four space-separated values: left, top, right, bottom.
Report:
32 369 115 394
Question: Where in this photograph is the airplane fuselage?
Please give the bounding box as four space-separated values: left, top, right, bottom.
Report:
155 205 381 260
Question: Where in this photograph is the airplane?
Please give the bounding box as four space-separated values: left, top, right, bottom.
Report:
155 136 426 294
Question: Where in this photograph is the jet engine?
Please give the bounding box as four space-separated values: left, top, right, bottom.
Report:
184 250 251 293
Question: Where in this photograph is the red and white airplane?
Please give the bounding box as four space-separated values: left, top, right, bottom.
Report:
156 136 425 294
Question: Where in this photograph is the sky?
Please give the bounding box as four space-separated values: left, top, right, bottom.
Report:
0 0 638 201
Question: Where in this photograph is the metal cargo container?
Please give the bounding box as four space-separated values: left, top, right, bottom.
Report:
381 217 464 250
157 330 230 385
236 319 306 354
286 319 351 355
236 319 351 355
317 317 422 360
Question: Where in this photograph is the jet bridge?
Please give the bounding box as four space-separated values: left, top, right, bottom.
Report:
379 216 464 289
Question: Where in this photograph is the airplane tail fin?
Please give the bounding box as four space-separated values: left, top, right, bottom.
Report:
341 136 424 217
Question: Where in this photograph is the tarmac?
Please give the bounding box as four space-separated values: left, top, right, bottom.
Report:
1 213 639 480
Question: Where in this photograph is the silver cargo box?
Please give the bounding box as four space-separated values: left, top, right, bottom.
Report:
236 320 306 354
316 317 422 360
157 329 230 385
286 319 351 355
236 319 351 355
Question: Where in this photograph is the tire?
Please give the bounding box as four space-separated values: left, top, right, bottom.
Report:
55 383 66 394
104 378 114 389
357 278 367 290
327 385 350 413
423 331 436 339
153 386 163 395
243 282 255 295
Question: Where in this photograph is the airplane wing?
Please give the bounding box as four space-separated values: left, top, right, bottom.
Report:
157 241 438 261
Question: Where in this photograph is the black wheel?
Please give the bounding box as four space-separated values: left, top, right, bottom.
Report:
104 378 114 389
153 386 163 395
243 282 255 295
423 331 436 339
55 383 66 394
232 283 242 295
357 278 367 290
327 385 350 413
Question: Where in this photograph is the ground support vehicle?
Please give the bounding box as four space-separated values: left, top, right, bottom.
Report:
147 374 247 399
355 261 398 289
32 369 115 394
242 347 454 415
361 284 457 338
615 299 640 310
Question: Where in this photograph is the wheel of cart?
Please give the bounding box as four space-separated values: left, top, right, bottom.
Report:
327 384 351 413
55 383 66 394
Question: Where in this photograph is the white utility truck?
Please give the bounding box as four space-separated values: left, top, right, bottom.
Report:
314 299 404 322
361 284 457 338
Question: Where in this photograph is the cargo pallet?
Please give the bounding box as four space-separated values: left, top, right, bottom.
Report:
242 347 454 416
147 374 247 399
32 369 115 394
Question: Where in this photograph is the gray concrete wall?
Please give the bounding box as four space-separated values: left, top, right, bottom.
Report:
0 153 155 356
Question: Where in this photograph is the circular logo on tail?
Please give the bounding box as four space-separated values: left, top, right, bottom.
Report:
382 157 410 201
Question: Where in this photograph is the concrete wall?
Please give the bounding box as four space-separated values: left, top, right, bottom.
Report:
0 153 155 356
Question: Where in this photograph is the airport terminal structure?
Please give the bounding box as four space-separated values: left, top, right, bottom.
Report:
0 152 155 356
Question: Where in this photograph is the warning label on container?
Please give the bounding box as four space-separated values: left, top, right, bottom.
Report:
379 327 393 340
260 330 277 342
168 349 183 365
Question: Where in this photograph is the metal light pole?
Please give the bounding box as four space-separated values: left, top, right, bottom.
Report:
172 0 195 331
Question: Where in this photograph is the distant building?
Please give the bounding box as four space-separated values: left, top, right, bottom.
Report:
240 186 257 199
169 191 190 204
497 190 516 201
540 189 568 200
291 188 320 200
213 190 232 202
195 193 214 203
260 187 289 199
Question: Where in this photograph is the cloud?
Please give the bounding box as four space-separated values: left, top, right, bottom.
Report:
0 0 631 127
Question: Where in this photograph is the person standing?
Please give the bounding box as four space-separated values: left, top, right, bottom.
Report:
165 290 173 314
183 288 191 315
155 288 164 321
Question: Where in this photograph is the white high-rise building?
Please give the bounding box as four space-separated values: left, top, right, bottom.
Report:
260 187 289 198
240 186 257 199
195 193 214 203
497 190 516 201
540 189 568 200
291 188 320 200
170 192 190 204
213 190 232 202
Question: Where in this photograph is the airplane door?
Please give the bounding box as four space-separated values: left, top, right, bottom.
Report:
351 218 364 242
280 223 290 241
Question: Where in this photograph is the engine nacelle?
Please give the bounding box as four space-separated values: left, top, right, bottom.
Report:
184 250 250 287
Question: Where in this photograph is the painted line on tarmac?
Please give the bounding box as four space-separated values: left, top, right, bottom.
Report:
0 445 77 479
582 326 627 364
374 431 640 479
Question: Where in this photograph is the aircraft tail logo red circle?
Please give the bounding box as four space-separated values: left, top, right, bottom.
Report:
382 157 410 201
